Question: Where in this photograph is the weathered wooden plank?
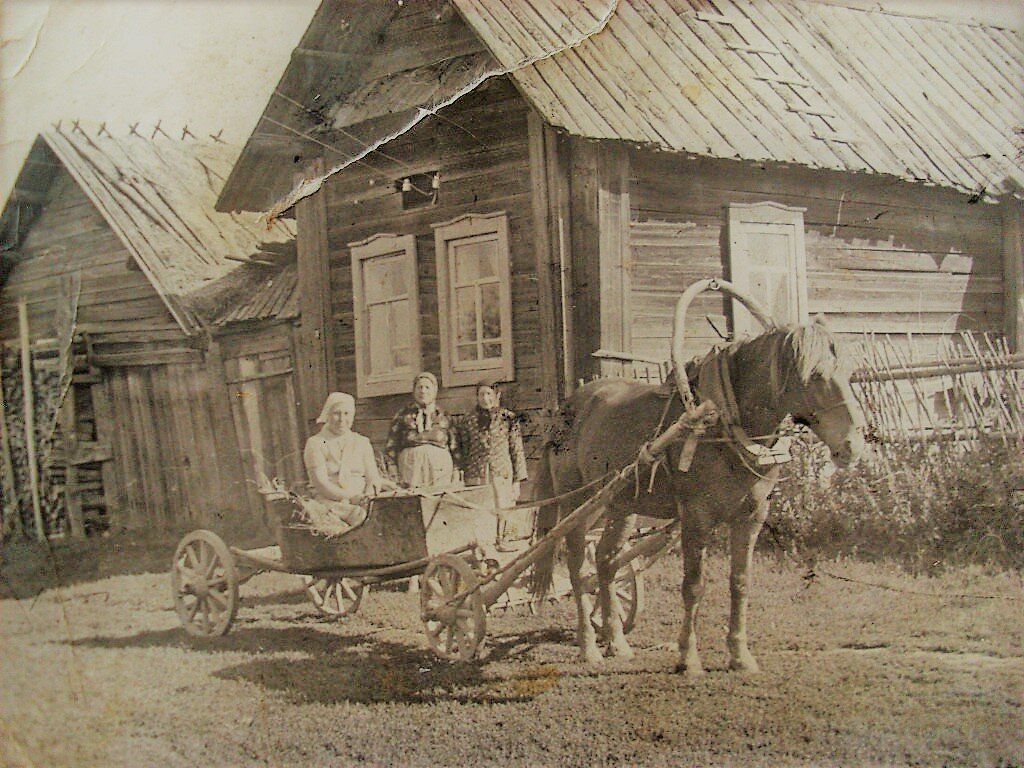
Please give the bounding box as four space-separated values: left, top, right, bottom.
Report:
296 157 334 429
90 349 203 368
598 143 632 356
215 324 293 359
528 112 562 409
807 242 991 275
148 366 187 526
568 139 602 383
89 378 122 527
207 342 261 520
166 365 203 525
1003 198 1024 352
58 392 85 537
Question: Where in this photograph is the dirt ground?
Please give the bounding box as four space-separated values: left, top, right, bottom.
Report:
1 538 1022 768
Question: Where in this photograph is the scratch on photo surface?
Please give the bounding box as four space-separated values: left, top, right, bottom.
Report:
263 0 620 224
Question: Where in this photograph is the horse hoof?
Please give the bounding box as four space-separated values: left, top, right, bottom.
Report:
607 643 634 660
581 648 604 665
674 662 705 678
728 658 761 674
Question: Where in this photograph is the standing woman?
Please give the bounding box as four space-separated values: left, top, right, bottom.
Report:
384 372 458 489
303 392 387 530
456 382 528 548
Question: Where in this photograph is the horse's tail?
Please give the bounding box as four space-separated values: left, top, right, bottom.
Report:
528 444 560 599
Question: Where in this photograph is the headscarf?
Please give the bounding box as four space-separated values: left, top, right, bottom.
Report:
412 372 438 431
412 371 437 389
475 381 500 430
316 392 356 424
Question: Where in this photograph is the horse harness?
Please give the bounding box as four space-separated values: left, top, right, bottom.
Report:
655 348 793 477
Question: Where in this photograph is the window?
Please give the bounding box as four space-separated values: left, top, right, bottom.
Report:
349 233 421 397
727 202 808 338
433 212 514 387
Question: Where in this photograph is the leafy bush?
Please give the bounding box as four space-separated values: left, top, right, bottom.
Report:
766 431 1024 573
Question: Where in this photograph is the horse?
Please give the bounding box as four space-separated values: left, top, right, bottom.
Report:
531 312 866 674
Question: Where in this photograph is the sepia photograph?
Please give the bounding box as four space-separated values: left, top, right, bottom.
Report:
1 1 1022 765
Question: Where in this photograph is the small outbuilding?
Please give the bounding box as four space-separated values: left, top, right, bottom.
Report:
0 127 299 539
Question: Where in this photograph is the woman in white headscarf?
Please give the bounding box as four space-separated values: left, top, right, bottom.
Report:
302 392 388 529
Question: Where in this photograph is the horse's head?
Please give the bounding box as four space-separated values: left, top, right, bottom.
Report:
769 317 866 467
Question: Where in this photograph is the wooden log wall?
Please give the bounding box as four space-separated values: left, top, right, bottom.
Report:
628 151 1006 362
319 77 544 449
0 170 186 359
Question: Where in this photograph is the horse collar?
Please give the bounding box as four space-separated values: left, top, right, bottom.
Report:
696 352 792 467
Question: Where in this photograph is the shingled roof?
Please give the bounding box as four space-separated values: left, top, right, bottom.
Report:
455 0 1023 199
2 128 296 334
219 0 1023 214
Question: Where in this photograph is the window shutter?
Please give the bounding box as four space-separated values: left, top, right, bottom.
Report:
727 202 808 338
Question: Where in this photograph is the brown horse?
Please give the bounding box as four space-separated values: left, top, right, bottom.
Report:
532 316 866 673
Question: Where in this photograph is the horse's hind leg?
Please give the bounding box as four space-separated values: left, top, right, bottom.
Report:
566 526 602 664
726 506 768 673
595 510 636 659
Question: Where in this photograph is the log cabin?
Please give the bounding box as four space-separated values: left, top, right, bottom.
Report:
216 0 1023 479
0 128 300 538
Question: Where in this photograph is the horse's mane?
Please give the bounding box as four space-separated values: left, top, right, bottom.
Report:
731 321 843 397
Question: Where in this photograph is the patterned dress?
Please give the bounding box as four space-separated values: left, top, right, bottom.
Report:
455 408 528 514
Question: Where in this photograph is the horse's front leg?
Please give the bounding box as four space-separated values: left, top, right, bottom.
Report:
676 531 707 677
726 502 769 673
595 510 636 659
566 527 602 664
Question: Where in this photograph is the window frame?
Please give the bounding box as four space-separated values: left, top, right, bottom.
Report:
432 211 515 388
726 201 808 338
348 232 422 398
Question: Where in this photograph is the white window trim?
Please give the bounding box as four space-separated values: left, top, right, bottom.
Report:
349 233 422 398
432 211 514 388
727 201 808 338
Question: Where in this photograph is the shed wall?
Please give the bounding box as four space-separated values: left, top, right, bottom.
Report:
0 170 181 347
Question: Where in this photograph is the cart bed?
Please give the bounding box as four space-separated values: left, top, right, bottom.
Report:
273 495 427 572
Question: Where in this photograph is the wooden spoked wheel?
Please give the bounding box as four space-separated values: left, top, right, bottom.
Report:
302 576 365 618
171 530 239 637
584 541 645 635
420 555 486 662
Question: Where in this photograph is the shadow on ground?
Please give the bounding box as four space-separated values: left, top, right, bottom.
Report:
67 623 579 705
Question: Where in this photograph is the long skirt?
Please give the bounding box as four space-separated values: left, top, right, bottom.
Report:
464 474 517 541
398 444 455 489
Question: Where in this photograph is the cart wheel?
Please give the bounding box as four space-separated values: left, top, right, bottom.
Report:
421 555 486 662
302 576 365 618
171 530 239 637
585 541 645 635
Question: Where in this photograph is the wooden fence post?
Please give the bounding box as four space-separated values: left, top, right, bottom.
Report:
18 300 45 541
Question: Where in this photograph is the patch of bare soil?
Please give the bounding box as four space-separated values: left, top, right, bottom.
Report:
1 546 1021 768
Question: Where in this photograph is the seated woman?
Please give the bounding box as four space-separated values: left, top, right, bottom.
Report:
384 371 458 489
302 392 389 533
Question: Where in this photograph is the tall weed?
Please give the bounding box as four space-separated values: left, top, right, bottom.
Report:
767 431 1024 572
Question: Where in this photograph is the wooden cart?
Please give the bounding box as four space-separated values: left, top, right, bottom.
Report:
171 403 713 659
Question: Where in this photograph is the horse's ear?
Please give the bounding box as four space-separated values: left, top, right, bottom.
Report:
812 313 829 327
